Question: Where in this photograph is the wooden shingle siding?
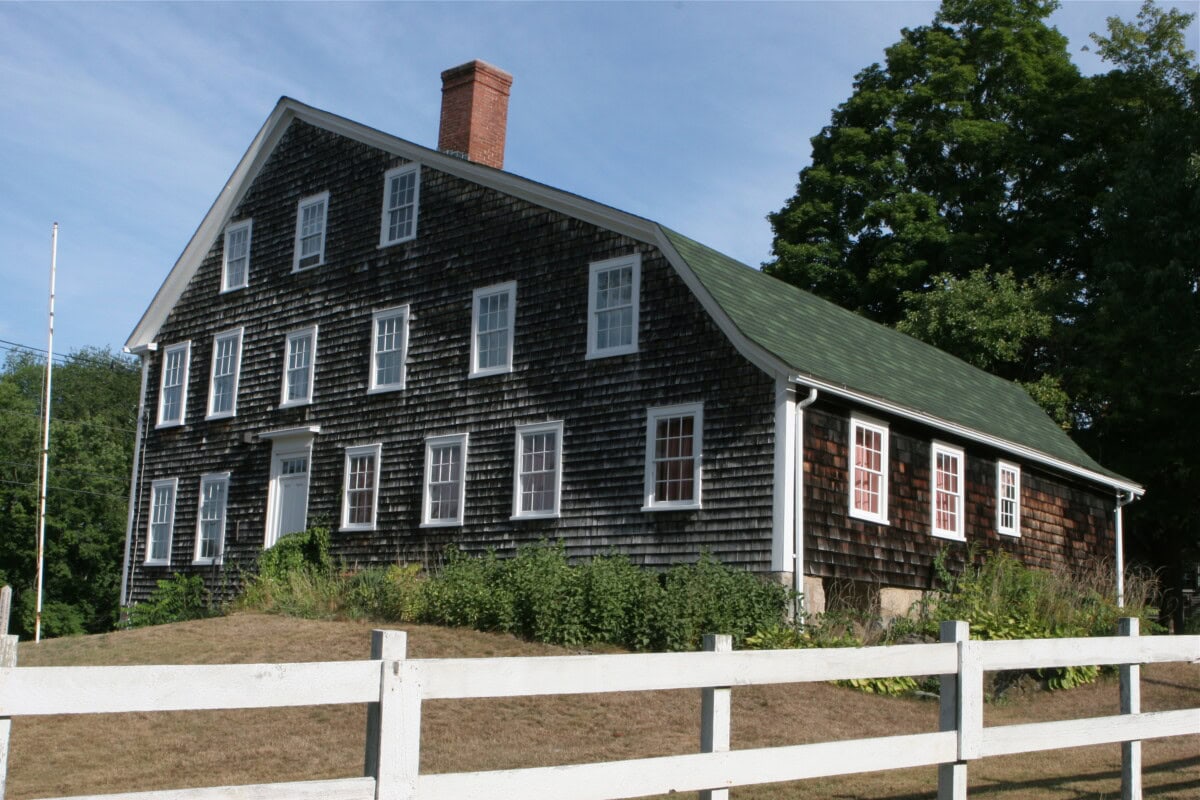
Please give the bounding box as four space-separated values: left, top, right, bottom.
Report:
804 402 1115 591
128 121 776 601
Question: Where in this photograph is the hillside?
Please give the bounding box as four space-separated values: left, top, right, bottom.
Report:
9 613 1199 799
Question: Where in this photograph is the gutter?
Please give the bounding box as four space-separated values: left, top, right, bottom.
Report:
118 343 154 611
1114 490 1138 608
793 387 818 616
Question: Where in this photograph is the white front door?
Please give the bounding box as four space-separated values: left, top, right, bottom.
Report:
266 441 312 548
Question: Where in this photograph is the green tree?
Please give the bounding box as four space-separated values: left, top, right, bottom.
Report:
0 348 138 637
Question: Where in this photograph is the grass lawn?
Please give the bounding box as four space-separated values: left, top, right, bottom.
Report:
9 612 1198 799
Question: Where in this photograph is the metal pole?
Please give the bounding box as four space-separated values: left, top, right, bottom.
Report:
34 222 58 642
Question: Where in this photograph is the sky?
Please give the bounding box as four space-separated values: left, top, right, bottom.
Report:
1 1 1196 360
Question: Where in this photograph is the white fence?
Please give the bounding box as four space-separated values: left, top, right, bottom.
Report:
0 620 1196 800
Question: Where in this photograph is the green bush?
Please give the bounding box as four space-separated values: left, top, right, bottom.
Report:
256 527 331 581
129 574 213 627
344 564 424 622
419 543 792 652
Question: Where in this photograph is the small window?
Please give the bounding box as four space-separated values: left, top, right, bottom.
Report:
145 478 178 565
194 473 230 564
281 326 317 408
369 307 409 393
997 461 1021 537
157 342 191 428
293 192 329 271
222 219 252 292
848 414 889 524
932 442 965 540
206 328 243 420
470 282 516 377
422 433 468 527
341 444 382 532
379 164 420 246
586 254 640 358
643 403 703 511
512 421 563 519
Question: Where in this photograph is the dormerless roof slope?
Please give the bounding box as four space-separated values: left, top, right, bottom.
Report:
128 97 1141 495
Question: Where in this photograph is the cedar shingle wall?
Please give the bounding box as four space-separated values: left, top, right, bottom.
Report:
127 121 777 601
804 403 1115 590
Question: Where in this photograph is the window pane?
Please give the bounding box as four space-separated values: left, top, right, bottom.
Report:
519 431 558 512
374 314 405 388
653 413 696 503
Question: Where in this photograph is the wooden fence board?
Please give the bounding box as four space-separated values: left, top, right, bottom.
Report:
0 661 380 715
417 732 959 800
42 776 376 800
415 643 958 699
980 710 1200 757
979 635 1200 671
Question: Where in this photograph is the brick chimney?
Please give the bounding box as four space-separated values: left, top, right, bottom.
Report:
438 60 513 169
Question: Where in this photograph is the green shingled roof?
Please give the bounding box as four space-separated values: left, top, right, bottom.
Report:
661 228 1131 485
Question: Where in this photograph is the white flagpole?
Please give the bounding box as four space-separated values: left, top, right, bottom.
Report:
34 222 58 643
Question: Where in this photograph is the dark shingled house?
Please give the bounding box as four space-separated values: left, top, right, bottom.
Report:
120 61 1142 614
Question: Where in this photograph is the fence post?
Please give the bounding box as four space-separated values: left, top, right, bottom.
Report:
1120 617 1142 800
699 633 732 800
365 630 419 800
938 621 969 800
0 586 10 635
0 633 19 799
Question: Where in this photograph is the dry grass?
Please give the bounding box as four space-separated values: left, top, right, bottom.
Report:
10 612 1198 800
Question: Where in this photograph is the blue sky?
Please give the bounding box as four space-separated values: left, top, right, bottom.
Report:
1 1 1195 358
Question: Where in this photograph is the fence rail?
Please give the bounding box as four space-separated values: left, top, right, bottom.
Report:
0 622 1196 800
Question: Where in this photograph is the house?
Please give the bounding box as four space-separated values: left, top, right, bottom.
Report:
119 61 1143 616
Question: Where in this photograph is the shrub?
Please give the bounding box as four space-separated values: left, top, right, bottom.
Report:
129 574 213 627
344 564 424 622
256 527 331 582
419 543 792 652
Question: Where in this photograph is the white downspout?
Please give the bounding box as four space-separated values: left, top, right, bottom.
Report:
793 387 818 616
1114 490 1136 608
119 346 154 612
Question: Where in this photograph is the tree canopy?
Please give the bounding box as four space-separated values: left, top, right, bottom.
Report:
765 0 1198 621
0 348 139 637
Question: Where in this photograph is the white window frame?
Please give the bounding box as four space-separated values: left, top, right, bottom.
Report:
931 441 966 541
421 433 468 527
379 164 421 247
206 327 244 420
194 472 230 565
642 403 704 511
586 253 641 359
145 477 178 566
280 325 318 408
156 342 191 428
848 414 889 525
512 420 564 520
369 306 409 394
293 191 330 271
340 443 382 532
996 461 1021 537
470 281 516 378
221 219 252 292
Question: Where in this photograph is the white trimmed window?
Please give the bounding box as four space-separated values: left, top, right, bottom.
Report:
341 444 382 532
194 473 230 564
157 342 191 428
997 461 1021 537
470 282 516 377
293 191 329 271
281 326 317 407
932 442 966 540
586 254 640 358
848 414 889 524
221 219 252 292
512 421 563 519
422 433 468 527
145 478 178 565
206 328 243 420
369 306 409 393
643 403 703 510
379 164 420 246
